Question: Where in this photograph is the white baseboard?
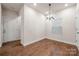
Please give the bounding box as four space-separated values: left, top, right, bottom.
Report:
46 36 76 45
3 39 20 43
21 36 76 47
21 37 45 46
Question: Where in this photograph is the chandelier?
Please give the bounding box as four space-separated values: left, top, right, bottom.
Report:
47 4 56 21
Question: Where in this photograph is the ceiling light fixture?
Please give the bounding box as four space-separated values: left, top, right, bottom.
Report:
45 11 48 14
33 3 37 6
47 4 55 21
65 4 68 7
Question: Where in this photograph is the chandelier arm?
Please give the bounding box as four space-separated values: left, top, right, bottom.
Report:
48 3 55 20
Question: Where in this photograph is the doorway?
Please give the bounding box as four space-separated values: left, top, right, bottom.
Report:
2 4 22 43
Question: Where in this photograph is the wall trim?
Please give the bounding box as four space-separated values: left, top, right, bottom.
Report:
3 39 20 43
21 36 77 47
21 37 45 46
46 36 76 45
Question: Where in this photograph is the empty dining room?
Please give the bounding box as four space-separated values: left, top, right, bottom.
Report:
0 3 79 56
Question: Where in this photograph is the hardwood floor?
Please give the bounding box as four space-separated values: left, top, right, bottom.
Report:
0 38 78 56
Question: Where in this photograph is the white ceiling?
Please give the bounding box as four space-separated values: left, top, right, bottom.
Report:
26 3 76 15
2 3 23 12
2 3 76 15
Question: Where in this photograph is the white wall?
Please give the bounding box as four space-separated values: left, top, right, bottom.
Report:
22 4 45 46
2 8 21 42
0 4 2 47
58 6 76 44
46 5 76 44
19 5 24 45
76 4 79 47
1 4 76 46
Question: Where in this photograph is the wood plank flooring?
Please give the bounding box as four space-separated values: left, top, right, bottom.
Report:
0 38 78 56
